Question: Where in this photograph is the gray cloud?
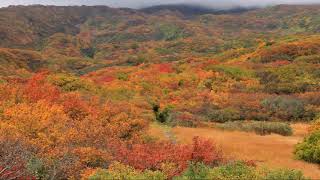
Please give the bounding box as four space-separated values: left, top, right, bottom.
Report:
1 0 320 9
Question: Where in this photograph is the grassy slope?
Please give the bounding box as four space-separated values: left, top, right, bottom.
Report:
149 123 320 179
173 124 319 179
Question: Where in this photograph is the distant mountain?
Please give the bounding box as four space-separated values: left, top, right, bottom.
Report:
140 4 254 16
0 4 320 76
1 4 320 48
0 5 122 48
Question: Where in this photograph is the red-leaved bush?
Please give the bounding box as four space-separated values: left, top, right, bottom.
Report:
157 63 174 73
0 137 35 180
23 71 60 103
190 136 222 165
111 136 222 176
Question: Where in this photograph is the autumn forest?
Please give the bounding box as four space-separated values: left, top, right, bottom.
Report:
1 4 320 180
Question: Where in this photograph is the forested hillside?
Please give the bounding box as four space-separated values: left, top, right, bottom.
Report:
0 4 320 179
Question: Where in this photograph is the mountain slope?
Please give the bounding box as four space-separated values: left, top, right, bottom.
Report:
1 4 320 179
140 4 253 16
0 4 319 77
1 4 320 48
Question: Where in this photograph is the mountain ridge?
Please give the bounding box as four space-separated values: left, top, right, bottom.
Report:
140 4 256 16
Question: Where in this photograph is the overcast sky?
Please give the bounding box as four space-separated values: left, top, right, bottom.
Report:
1 0 320 9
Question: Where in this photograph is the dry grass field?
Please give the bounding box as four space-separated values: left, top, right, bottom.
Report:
149 123 320 179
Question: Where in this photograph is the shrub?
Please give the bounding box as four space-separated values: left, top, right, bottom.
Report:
295 55 320 64
256 41 320 63
174 161 308 180
257 65 318 94
216 121 293 136
208 108 241 123
207 161 260 180
80 47 95 58
64 58 92 73
1 101 69 149
175 161 309 180
112 137 222 175
59 93 91 121
298 92 320 106
0 137 34 180
155 24 186 41
169 112 197 127
23 72 60 103
309 119 320 132
88 162 167 180
264 169 309 180
125 55 147 66
191 136 223 165
202 75 234 92
208 93 270 121
294 130 320 163
48 74 93 92
261 96 312 121
116 72 129 81
174 162 211 180
27 157 48 180
206 65 253 80
153 104 172 123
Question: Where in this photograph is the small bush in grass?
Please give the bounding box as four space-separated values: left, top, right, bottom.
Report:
207 161 260 180
179 160 254 179
208 108 241 123
216 121 293 136
174 162 211 180
175 161 309 180
309 119 320 132
294 130 320 163
88 162 167 180
264 168 309 180
169 112 197 127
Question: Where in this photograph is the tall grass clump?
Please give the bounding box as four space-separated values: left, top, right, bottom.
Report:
216 121 293 136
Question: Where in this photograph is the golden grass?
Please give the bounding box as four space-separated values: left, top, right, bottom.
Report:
148 123 319 179
170 123 320 179
148 123 171 141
